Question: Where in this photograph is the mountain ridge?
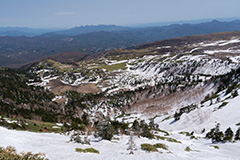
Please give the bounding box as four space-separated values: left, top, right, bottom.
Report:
2 20 240 68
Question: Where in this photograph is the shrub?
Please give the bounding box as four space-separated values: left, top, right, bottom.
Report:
75 148 84 152
141 144 158 152
112 137 120 141
155 128 169 136
166 137 182 143
179 131 191 136
0 146 48 160
218 102 228 109
75 148 99 154
155 135 181 143
210 145 219 149
153 143 168 150
185 146 191 152
85 148 100 154
9 122 20 129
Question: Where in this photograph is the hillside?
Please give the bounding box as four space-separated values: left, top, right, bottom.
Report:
0 68 90 126
1 31 240 159
1 20 240 68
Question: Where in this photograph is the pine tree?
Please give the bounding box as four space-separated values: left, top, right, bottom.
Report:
140 120 145 128
206 128 215 139
70 131 83 143
140 123 154 139
127 131 136 154
201 128 206 134
83 136 90 145
96 120 114 140
232 90 239 98
83 131 90 145
211 123 224 143
174 111 181 121
212 131 224 143
235 127 240 141
132 120 140 133
206 123 224 143
224 127 234 142
149 119 155 129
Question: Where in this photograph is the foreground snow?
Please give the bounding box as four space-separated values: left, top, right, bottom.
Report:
1 88 240 160
1 125 240 160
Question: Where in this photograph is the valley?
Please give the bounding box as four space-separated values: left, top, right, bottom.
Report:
1 31 240 160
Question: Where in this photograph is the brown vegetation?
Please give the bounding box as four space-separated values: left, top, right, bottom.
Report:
47 79 101 95
128 83 216 116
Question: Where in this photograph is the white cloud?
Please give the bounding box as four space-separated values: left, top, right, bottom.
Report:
54 12 75 16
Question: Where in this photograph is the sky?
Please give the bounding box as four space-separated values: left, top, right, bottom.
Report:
0 0 240 28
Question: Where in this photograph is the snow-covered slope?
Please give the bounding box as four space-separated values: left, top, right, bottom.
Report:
1 87 240 160
24 33 240 118
157 89 240 132
29 33 240 95
0 127 239 160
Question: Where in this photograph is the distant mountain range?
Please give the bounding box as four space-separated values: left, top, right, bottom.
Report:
129 17 240 27
53 25 130 36
1 17 240 37
1 20 240 67
0 27 60 37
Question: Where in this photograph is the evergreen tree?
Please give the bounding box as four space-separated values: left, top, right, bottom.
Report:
83 136 90 145
224 127 233 142
132 120 140 133
174 111 181 121
206 128 215 139
127 131 136 154
96 120 114 140
83 131 90 145
201 128 206 134
212 131 224 143
70 131 83 143
139 120 145 128
140 123 154 139
206 123 224 143
149 119 155 129
211 123 224 143
235 127 240 141
232 90 239 98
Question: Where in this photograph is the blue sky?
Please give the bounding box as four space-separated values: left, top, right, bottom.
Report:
0 0 239 28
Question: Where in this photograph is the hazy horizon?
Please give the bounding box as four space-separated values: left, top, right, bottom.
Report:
1 17 240 30
1 0 240 28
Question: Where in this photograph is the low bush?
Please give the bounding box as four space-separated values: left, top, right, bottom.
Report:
210 145 219 149
185 146 191 152
75 147 99 154
153 143 168 150
218 102 228 109
141 143 158 152
0 146 48 160
155 135 181 143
